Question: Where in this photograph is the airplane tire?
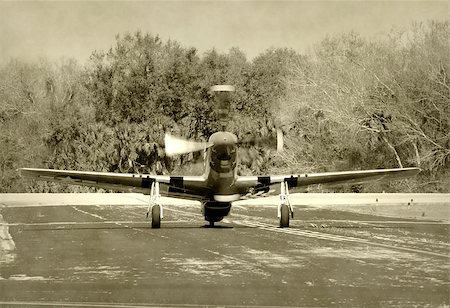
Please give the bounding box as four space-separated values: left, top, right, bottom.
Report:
280 204 290 228
151 205 161 228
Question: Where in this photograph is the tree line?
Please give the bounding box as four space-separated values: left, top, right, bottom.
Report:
0 21 448 193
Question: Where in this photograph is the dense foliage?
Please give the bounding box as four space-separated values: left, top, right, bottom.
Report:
1 22 448 193
280 22 449 192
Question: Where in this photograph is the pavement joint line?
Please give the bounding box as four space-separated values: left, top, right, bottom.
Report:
230 216 450 259
72 206 107 220
68 206 158 235
0 221 189 231
163 204 450 254
149 209 270 272
161 200 449 225
66 205 450 257
164 206 203 218
130 208 271 274
0 302 291 308
301 219 450 225
203 248 254 266
10 200 448 259
1 221 138 226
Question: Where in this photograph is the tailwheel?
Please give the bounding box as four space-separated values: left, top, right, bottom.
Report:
151 204 161 228
209 221 215 227
280 203 290 228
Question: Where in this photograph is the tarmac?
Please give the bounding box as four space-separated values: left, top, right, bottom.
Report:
0 193 449 307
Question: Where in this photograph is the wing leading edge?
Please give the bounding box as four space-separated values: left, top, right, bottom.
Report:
236 167 421 194
21 167 421 200
20 168 209 201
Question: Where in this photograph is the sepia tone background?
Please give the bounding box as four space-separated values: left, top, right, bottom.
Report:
1 1 448 63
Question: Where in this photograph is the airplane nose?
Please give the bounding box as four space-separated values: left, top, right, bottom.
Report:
209 132 237 145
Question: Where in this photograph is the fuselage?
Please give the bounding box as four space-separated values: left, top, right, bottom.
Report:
201 131 241 223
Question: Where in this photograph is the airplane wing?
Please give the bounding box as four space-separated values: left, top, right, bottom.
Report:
20 168 210 201
236 167 421 195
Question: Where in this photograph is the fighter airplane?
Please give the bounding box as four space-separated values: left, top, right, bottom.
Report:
20 85 421 228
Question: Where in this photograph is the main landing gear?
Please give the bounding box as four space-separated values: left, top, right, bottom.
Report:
278 181 294 228
146 182 162 228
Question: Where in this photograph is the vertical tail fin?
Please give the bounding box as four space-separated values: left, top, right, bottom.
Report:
210 85 235 129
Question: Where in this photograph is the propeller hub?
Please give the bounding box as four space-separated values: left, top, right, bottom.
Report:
209 132 238 146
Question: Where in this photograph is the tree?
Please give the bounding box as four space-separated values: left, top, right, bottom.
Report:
281 22 449 191
0 58 88 192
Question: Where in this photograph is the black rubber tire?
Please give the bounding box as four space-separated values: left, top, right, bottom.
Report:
151 205 161 228
280 204 290 228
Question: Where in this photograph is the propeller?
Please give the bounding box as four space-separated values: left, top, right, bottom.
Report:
277 128 284 152
238 129 284 152
164 134 213 157
165 128 284 157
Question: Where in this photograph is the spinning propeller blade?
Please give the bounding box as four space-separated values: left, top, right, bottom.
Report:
277 128 284 153
238 129 284 153
165 128 283 156
164 134 213 156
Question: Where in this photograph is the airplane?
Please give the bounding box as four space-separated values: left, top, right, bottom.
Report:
20 85 421 228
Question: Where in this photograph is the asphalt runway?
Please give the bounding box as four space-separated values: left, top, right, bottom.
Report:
0 195 449 307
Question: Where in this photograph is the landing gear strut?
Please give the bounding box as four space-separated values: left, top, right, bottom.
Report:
146 181 162 228
278 181 294 228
